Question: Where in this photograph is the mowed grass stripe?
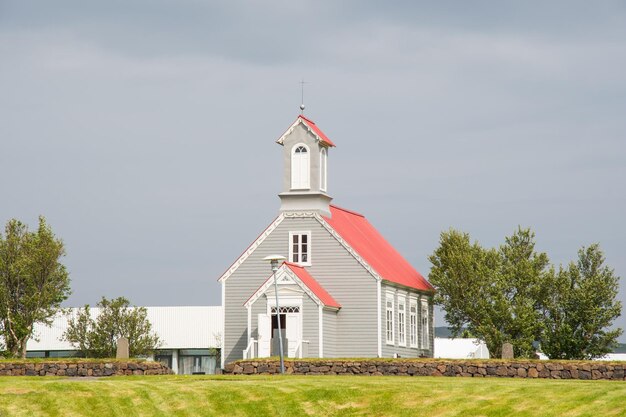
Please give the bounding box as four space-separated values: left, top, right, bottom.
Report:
1 375 626 417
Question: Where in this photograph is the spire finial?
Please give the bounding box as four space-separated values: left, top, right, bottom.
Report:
300 78 308 114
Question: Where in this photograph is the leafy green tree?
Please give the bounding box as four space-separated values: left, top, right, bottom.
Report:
539 244 622 359
63 296 160 358
429 227 549 358
0 217 71 358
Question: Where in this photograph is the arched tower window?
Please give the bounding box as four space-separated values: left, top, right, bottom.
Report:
320 148 327 192
291 144 310 189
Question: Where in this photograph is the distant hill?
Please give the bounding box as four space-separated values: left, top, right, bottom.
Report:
435 326 454 338
613 343 626 353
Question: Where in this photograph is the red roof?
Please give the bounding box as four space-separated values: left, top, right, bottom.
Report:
323 205 434 292
244 262 341 308
283 262 341 308
297 115 336 147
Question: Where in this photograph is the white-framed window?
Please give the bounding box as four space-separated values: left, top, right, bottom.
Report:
386 294 394 345
409 299 418 348
289 231 311 265
420 299 429 350
320 148 327 192
291 144 310 190
398 296 406 346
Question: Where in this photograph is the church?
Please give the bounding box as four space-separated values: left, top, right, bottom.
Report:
218 114 434 367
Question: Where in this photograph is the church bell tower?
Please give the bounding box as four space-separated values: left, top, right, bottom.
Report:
275 115 335 217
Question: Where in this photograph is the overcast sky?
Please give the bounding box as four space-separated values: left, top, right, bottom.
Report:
1 1 625 338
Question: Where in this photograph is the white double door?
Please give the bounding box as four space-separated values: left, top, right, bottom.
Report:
257 312 300 358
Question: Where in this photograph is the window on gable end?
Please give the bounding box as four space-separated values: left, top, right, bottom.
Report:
289 231 311 265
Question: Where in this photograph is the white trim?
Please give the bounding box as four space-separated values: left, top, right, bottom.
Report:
218 215 285 282
319 305 324 358
221 280 225 369
320 148 327 192
397 294 407 347
315 214 382 283
291 143 310 190
377 280 382 357
247 305 252 345
420 298 429 350
409 297 418 348
385 292 395 346
276 117 327 146
288 231 312 266
267 298 303 359
244 266 328 309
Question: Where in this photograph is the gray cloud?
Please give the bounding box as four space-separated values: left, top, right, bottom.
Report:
1 0 625 338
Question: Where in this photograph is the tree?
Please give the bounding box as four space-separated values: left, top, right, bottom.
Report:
63 296 160 358
428 227 549 358
0 217 70 358
539 244 622 359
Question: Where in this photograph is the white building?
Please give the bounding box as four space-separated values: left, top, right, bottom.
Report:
434 337 490 359
26 306 223 374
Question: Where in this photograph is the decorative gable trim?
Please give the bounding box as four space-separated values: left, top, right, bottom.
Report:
276 117 332 147
217 214 285 283
314 214 383 283
244 266 326 309
276 118 301 145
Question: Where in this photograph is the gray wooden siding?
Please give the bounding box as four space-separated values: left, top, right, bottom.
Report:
322 308 337 357
250 296 266 339
281 124 324 194
302 295 319 358
380 284 433 358
297 218 379 358
223 216 379 364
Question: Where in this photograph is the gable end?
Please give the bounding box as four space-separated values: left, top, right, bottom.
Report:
314 214 382 283
218 214 285 283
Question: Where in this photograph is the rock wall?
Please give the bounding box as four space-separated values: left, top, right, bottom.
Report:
224 359 626 380
0 361 170 377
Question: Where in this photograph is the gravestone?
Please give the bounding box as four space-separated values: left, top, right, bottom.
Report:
501 342 514 359
116 337 129 359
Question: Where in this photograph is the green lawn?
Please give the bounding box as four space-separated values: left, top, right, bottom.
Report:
1 375 625 417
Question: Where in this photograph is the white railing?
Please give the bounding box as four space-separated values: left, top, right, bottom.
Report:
294 340 310 359
243 338 257 359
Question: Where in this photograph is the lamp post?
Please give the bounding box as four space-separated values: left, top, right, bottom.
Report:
263 254 286 374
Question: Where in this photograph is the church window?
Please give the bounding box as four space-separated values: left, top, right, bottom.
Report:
291 144 310 190
320 148 327 192
398 296 406 346
409 299 418 348
386 294 394 345
420 299 429 350
289 231 311 265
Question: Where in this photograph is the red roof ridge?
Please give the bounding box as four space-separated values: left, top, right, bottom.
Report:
276 115 336 147
282 262 341 308
297 114 316 124
328 204 365 218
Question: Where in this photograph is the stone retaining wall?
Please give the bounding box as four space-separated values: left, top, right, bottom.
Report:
0 361 171 377
224 359 626 381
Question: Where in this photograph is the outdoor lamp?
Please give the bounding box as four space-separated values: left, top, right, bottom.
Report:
263 254 286 374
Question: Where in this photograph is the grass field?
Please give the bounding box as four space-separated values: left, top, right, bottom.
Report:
1 375 625 417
